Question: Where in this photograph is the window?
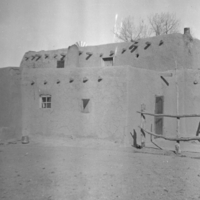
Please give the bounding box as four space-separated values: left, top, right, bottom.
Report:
57 60 64 68
40 95 51 108
102 57 113 66
82 99 90 113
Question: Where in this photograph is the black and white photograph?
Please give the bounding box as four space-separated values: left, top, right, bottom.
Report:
0 0 200 199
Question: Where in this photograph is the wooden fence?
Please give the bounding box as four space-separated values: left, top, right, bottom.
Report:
137 111 200 154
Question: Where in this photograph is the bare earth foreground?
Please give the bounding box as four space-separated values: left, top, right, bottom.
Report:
1 137 200 200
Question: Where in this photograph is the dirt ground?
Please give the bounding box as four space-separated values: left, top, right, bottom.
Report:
1 137 200 200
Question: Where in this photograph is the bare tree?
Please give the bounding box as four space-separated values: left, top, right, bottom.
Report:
148 12 180 36
114 16 151 42
114 13 181 42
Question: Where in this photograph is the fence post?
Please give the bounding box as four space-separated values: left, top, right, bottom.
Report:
140 104 146 147
175 117 181 154
175 65 181 154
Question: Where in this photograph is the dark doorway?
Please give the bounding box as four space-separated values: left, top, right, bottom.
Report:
155 96 164 135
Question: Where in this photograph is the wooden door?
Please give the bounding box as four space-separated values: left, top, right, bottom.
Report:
155 96 164 135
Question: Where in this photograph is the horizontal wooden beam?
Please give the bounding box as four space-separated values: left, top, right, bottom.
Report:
139 126 200 141
137 111 200 119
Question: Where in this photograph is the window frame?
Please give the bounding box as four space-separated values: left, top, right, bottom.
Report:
57 60 65 68
102 57 114 66
40 95 52 109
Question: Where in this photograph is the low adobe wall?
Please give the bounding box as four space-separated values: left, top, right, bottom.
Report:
0 67 22 142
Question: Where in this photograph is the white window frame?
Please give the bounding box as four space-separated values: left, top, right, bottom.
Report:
40 95 52 108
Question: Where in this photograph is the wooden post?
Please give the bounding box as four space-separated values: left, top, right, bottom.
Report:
175 61 181 154
140 104 146 147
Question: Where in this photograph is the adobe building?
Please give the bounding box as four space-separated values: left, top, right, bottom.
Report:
1 28 200 146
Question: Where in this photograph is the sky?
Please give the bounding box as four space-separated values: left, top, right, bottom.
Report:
0 0 200 68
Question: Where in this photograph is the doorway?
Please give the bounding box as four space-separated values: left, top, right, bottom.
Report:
155 96 164 135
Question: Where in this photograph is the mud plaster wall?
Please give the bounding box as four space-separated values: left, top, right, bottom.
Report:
126 68 200 144
161 69 200 138
20 66 200 144
78 34 200 71
20 45 79 69
20 49 68 69
0 67 22 141
21 66 128 143
21 34 200 72
19 33 200 144
126 68 162 145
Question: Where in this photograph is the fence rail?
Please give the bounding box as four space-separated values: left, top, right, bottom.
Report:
138 110 200 154
139 126 200 142
137 111 200 119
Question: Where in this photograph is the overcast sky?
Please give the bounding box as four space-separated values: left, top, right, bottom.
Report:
0 0 200 68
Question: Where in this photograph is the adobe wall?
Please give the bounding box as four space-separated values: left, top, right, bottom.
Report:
126 69 200 144
21 66 129 143
0 67 22 142
20 49 69 69
161 69 200 138
20 34 200 72
120 67 200 146
20 64 200 145
126 68 162 145
79 34 197 71
19 32 200 145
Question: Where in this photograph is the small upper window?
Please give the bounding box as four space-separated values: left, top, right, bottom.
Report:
40 95 51 108
82 99 90 113
57 60 64 68
102 57 113 66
